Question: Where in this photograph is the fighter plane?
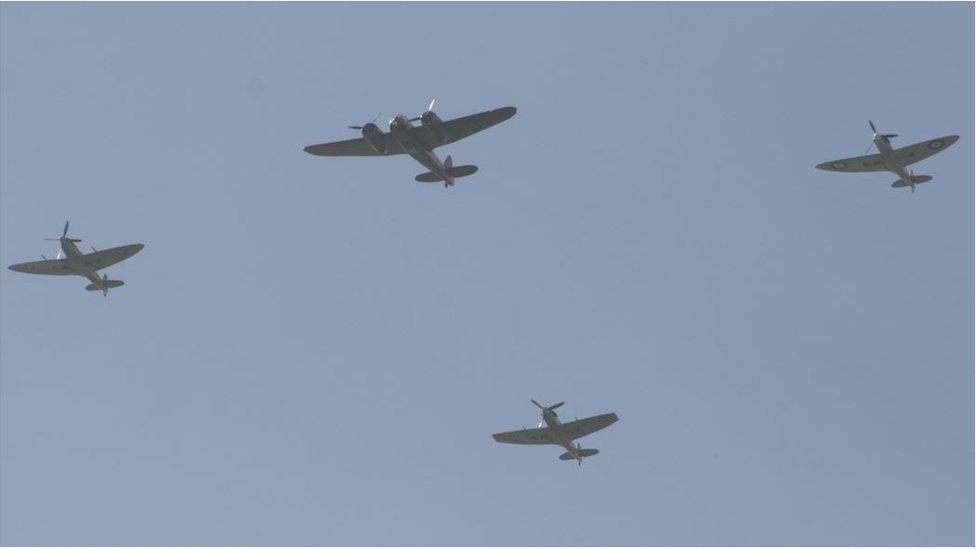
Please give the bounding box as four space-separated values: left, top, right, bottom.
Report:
492 400 619 466
7 221 144 296
816 121 959 192
303 99 517 188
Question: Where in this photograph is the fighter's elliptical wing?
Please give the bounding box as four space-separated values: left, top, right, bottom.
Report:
83 244 145 270
492 427 556 445
8 258 74 275
816 135 959 173
437 106 517 146
7 244 143 276
891 135 959 166
559 413 619 440
815 153 888 173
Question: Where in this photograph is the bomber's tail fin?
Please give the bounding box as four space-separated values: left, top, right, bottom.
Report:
414 164 479 183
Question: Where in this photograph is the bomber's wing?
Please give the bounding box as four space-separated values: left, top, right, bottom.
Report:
8 258 75 275
80 244 144 271
492 426 556 445
559 412 619 440
891 135 959 166
815 153 888 172
303 135 406 157
437 106 517 147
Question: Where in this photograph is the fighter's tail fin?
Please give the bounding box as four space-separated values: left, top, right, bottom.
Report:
559 448 599 461
891 174 932 189
85 279 124 291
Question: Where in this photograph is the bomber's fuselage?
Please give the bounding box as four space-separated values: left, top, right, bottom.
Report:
389 115 453 186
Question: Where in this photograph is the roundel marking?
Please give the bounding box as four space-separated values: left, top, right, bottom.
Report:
832 161 847 169
929 140 945 150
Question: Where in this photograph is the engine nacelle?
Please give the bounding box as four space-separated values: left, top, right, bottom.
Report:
360 123 387 154
421 111 447 144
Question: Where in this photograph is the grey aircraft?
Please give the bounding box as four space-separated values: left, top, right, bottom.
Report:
7 221 144 296
493 400 619 466
303 99 517 188
816 121 958 192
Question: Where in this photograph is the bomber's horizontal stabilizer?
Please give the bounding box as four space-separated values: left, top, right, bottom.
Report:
891 175 933 188
85 280 124 291
559 448 599 460
415 165 478 183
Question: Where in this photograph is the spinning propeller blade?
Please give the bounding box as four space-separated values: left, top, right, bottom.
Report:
863 121 878 154
864 121 897 153
530 399 564 416
45 220 80 242
409 99 436 122
349 113 382 130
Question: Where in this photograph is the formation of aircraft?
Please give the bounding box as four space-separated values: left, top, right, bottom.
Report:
7 221 144 296
816 121 959 193
304 99 517 188
492 400 619 466
5 104 962 467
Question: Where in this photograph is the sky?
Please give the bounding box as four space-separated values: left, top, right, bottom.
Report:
0 2 973 546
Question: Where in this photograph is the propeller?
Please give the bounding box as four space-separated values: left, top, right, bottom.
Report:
45 220 81 243
348 113 381 130
530 399 565 417
409 98 436 122
865 120 898 153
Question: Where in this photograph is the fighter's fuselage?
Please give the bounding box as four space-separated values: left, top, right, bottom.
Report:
540 409 578 458
873 134 912 182
57 238 106 286
60 238 82 259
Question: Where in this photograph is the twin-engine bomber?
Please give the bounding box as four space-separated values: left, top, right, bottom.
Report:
304 99 517 188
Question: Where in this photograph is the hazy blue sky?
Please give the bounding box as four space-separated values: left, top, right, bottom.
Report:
1 2 972 546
